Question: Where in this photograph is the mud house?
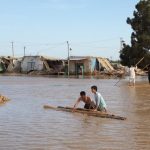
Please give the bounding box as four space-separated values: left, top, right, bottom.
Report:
0 56 21 73
21 56 64 74
69 56 114 76
96 57 114 72
0 58 6 73
69 56 96 75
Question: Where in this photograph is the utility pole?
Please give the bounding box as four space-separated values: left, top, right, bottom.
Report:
114 38 125 86
120 37 122 51
24 46 26 56
67 41 70 77
11 41 14 57
120 37 123 51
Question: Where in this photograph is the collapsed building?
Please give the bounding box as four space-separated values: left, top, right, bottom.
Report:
0 58 6 73
97 57 114 72
0 57 21 73
21 56 64 74
0 55 126 77
68 56 114 76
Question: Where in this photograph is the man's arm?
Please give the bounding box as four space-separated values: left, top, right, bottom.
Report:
94 99 99 110
88 97 95 109
72 98 81 111
93 94 100 111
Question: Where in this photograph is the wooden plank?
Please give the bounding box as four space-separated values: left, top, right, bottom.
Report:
43 105 126 120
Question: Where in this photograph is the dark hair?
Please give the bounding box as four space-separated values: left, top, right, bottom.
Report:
80 91 86 96
91 85 97 91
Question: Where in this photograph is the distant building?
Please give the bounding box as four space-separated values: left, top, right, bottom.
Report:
69 56 96 75
0 57 21 73
21 56 64 74
97 57 114 71
68 56 114 76
0 55 114 76
0 58 6 73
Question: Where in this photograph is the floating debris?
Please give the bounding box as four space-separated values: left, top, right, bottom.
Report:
0 95 9 104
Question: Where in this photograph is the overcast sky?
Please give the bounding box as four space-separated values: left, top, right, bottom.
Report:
0 0 139 59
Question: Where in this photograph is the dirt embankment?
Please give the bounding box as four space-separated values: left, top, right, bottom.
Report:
0 95 9 104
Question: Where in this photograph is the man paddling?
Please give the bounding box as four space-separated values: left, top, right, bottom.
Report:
73 91 95 111
91 85 107 112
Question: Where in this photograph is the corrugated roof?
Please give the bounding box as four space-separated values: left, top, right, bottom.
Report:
22 55 62 61
69 56 93 61
97 57 114 71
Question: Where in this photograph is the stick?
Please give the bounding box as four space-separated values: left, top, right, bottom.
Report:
142 64 149 70
114 78 122 86
135 57 144 66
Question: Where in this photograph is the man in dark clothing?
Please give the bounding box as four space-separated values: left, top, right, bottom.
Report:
148 65 150 84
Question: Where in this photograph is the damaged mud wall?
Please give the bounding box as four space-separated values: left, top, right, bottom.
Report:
44 60 64 74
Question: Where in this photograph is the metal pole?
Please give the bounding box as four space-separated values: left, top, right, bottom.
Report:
24 46 26 56
120 37 124 51
11 41 14 57
114 38 124 86
67 41 70 77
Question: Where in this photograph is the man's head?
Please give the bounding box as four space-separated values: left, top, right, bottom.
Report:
80 91 86 99
91 85 97 93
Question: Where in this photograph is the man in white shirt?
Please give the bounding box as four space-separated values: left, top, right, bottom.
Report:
129 66 136 86
91 85 107 112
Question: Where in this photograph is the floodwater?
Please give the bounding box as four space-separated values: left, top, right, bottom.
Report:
0 76 150 150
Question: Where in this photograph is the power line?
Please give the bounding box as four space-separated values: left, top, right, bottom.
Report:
11 41 66 47
71 37 120 45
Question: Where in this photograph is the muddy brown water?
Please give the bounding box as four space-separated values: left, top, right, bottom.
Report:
0 76 150 150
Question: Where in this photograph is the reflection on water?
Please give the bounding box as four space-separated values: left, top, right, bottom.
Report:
0 76 150 150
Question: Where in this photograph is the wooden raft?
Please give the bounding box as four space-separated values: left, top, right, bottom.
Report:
43 105 126 120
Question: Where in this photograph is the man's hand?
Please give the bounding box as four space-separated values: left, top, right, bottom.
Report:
93 109 97 111
72 108 76 112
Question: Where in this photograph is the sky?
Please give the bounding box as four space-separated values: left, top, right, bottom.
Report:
0 0 139 59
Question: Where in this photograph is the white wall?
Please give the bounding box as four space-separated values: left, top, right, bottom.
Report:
69 59 91 74
21 56 43 72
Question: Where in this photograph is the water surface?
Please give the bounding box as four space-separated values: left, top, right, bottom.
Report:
0 76 150 150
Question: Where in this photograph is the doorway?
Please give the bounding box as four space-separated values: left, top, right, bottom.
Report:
75 63 84 77
27 62 35 72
